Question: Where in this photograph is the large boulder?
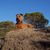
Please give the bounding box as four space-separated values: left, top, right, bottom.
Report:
2 28 50 50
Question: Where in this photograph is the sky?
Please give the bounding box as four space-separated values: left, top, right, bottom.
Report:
0 0 50 26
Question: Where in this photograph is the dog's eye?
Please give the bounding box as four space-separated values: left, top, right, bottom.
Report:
19 16 20 17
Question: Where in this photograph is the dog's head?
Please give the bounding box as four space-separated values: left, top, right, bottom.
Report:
16 14 23 23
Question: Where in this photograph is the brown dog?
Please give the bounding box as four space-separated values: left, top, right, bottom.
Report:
16 14 33 29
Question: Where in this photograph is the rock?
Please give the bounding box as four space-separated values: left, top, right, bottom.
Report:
0 38 4 50
2 28 50 50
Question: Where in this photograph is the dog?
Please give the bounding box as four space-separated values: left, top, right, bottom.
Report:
16 14 33 29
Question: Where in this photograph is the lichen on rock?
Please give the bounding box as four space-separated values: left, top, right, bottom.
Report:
2 28 50 50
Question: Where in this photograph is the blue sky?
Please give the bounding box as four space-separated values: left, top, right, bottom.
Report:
0 0 50 26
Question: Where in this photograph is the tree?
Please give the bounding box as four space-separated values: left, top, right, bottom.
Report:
0 21 16 31
24 12 48 28
0 21 16 37
0 21 15 28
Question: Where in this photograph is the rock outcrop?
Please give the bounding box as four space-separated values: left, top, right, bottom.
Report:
2 28 50 50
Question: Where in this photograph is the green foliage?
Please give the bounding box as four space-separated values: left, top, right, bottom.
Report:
0 21 16 37
0 21 15 28
24 12 48 28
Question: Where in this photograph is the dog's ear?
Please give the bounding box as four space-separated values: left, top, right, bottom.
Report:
16 14 23 18
16 14 19 17
20 14 23 16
